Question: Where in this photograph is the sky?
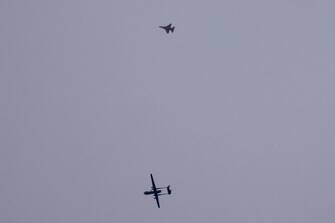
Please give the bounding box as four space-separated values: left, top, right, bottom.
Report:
1 0 335 222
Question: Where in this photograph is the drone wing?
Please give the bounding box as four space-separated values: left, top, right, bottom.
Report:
154 194 160 208
150 174 157 191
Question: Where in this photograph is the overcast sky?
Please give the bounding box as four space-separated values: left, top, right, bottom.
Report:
1 0 335 222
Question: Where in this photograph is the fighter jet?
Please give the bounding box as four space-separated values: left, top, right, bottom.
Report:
144 174 172 208
159 24 175 34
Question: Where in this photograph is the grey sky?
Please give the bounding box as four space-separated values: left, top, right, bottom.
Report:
1 0 334 222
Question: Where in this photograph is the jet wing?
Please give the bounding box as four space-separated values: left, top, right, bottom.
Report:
159 25 171 33
154 194 160 208
150 174 157 191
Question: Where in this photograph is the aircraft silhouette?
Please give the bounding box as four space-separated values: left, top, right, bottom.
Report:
144 174 172 208
159 24 175 34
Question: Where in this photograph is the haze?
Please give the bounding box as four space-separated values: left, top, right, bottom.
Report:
1 0 334 222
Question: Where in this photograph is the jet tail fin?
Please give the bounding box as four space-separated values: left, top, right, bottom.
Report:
171 27 175 33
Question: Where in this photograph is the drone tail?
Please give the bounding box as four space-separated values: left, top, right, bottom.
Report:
167 185 172 194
